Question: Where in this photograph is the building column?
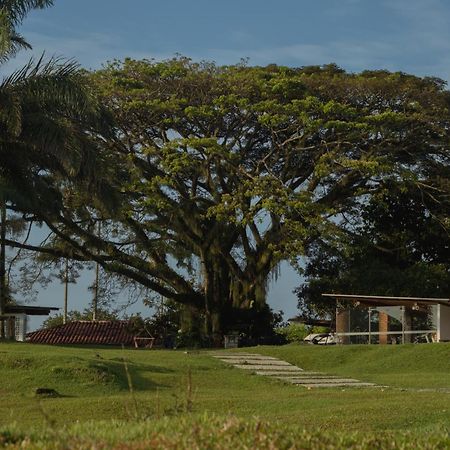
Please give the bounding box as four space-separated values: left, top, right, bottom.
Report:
379 311 389 344
8 316 15 340
336 308 350 344
404 307 412 343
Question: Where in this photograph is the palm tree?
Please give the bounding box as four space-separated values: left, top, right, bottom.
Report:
0 1 53 61
0 1 107 331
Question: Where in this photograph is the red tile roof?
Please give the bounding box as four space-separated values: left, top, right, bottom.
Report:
26 321 136 346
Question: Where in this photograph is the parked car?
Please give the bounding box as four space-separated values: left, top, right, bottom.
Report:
304 333 337 345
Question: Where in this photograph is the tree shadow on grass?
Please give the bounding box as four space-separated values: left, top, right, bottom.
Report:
97 358 173 392
23 344 178 392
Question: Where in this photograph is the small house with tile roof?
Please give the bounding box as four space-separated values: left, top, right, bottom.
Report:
27 320 154 347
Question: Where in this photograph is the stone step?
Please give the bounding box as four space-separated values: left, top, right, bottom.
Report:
302 382 376 388
215 358 281 363
256 371 312 376
209 352 378 389
217 359 293 366
212 355 278 360
232 364 299 371
275 375 342 380
282 378 369 385
210 353 265 357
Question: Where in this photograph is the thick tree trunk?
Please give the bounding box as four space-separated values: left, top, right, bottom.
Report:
200 248 277 345
201 251 230 346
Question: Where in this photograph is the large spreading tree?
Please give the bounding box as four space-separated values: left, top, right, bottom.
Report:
11 58 450 338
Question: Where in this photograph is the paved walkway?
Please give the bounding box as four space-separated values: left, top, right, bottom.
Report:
211 352 376 388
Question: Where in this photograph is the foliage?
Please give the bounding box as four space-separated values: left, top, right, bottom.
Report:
0 0 53 61
0 0 109 238
296 184 450 317
1 6 449 337
126 303 180 339
11 58 450 338
275 324 328 343
275 323 309 342
0 58 108 208
0 0 113 325
42 306 119 328
1 2 450 344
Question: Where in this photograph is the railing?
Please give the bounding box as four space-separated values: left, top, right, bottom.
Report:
335 330 438 344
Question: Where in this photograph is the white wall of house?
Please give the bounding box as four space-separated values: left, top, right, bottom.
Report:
2 314 27 341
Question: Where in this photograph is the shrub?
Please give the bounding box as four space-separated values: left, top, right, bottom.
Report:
275 324 309 343
275 324 330 343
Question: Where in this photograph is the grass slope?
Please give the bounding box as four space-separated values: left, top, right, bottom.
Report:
0 342 448 447
251 343 450 388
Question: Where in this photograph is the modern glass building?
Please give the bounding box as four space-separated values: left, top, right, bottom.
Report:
322 294 450 344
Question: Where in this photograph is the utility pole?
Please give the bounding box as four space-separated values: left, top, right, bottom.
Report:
93 259 99 321
0 197 6 338
63 258 69 324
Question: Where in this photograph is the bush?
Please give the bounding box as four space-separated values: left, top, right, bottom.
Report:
275 324 329 343
275 324 309 343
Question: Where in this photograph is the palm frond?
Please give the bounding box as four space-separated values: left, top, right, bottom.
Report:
0 1 53 61
0 0 53 27
0 54 114 206
0 32 31 63
0 85 22 134
1 55 101 118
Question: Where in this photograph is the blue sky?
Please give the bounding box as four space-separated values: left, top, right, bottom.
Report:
10 0 450 81
7 0 450 329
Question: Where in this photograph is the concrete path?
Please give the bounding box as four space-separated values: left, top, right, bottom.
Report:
211 352 376 388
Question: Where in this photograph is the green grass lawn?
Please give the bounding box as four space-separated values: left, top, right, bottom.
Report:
0 342 449 448
252 343 450 388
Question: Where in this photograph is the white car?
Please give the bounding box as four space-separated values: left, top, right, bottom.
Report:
304 333 337 345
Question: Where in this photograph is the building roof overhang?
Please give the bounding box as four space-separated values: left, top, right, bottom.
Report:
322 293 450 308
3 305 59 316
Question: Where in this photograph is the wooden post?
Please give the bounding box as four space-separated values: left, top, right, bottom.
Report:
379 311 389 344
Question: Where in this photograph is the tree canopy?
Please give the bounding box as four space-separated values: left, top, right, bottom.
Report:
12 58 449 338
296 181 450 318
